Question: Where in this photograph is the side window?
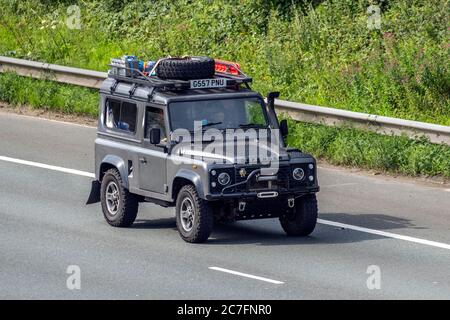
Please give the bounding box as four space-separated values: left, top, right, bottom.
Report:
121 102 137 133
105 100 121 129
145 106 167 142
105 99 137 133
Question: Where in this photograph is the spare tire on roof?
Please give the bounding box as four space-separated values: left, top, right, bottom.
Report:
156 56 215 80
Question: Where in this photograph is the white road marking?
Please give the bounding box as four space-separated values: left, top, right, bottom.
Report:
0 156 95 178
209 267 284 285
2 155 450 251
318 219 450 250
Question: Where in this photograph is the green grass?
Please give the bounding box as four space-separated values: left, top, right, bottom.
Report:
0 73 98 116
0 0 449 178
287 119 450 178
0 0 448 124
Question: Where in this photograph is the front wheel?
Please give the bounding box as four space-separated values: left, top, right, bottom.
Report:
100 168 138 227
175 185 213 243
279 194 318 236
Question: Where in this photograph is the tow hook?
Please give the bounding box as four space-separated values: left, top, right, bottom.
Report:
288 198 295 208
238 201 246 212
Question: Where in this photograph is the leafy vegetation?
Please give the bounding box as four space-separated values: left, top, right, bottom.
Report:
0 73 98 116
0 0 449 177
287 119 450 177
0 0 448 123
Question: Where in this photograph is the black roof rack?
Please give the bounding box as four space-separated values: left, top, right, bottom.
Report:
107 64 253 93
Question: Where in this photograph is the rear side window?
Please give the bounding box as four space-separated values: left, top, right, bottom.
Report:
105 99 137 133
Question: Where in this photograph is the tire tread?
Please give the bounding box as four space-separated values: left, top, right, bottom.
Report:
176 184 213 243
279 194 318 236
101 168 138 228
156 57 215 80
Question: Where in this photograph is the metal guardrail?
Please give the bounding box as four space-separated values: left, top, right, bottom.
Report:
275 100 450 145
0 56 107 89
1 56 449 145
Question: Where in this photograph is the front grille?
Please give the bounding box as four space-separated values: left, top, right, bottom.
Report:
234 165 290 192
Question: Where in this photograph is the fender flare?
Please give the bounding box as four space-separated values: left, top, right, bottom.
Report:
173 169 205 199
99 155 129 189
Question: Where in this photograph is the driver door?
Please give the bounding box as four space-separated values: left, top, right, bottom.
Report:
138 106 168 194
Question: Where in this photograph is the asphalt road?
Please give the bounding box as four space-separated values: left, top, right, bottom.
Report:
0 112 449 299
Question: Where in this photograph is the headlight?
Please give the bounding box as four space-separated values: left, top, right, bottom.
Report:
217 172 231 185
292 168 305 181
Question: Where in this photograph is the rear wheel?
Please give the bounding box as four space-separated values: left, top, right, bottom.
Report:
279 194 318 236
100 168 138 227
175 185 213 243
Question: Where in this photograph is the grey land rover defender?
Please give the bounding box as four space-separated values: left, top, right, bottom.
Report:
95 56 319 243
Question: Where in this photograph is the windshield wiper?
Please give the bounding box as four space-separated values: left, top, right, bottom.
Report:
239 123 267 128
202 121 222 128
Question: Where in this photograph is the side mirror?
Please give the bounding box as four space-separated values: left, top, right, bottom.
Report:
149 128 161 145
279 119 288 138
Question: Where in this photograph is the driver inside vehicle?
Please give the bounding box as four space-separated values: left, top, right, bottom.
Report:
146 107 167 143
208 100 236 128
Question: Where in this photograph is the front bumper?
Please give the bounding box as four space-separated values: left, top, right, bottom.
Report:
207 188 319 221
205 186 319 200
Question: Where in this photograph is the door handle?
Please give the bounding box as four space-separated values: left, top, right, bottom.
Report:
139 157 147 164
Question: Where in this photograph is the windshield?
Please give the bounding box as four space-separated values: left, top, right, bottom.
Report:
169 98 268 132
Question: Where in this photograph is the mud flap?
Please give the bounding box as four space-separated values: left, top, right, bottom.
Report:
86 180 101 204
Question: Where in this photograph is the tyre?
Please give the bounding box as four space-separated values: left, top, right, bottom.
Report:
100 168 138 227
156 56 215 80
175 185 214 243
279 194 318 236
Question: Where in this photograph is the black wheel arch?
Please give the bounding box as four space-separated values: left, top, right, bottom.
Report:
98 155 129 189
172 170 206 201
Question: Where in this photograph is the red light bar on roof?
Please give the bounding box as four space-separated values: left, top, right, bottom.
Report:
214 59 241 76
